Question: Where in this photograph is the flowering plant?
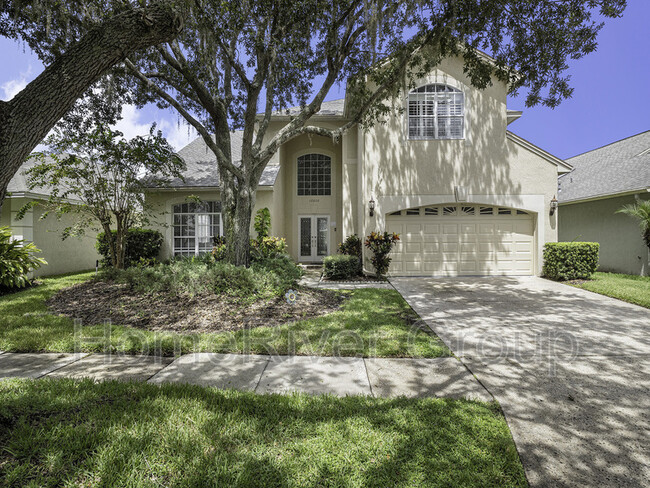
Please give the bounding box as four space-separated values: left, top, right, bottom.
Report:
364 231 400 277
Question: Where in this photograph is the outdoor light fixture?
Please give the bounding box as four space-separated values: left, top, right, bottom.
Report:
369 198 376 217
550 195 559 216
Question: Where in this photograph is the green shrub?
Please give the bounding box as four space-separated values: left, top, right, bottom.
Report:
100 255 302 302
251 236 288 260
323 254 361 280
96 228 163 268
254 207 272 240
365 231 400 277
0 226 47 289
543 242 599 281
338 234 362 258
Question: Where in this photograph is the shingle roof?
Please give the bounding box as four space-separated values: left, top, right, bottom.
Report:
7 154 62 196
160 131 280 189
558 131 650 203
272 98 346 117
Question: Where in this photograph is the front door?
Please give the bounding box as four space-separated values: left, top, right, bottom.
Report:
299 215 330 262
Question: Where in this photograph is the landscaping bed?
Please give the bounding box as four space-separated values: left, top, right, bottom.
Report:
0 271 450 358
0 378 527 487
48 280 344 333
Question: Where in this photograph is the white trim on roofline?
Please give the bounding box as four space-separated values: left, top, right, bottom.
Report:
559 187 650 205
6 191 84 206
506 131 573 172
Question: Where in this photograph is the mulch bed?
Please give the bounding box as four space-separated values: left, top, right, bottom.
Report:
47 280 345 333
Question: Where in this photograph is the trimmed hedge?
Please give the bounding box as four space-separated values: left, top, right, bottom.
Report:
97 228 164 268
323 254 361 280
543 242 599 281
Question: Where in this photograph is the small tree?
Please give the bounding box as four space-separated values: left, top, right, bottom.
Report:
19 125 184 269
617 200 650 251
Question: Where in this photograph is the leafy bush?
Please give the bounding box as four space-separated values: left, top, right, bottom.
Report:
0 226 47 289
338 234 362 258
365 231 400 277
211 236 227 262
543 242 599 281
101 255 303 302
254 207 272 240
96 228 163 268
251 236 288 260
323 254 360 280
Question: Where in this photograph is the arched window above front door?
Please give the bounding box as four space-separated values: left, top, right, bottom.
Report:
408 84 465 140
297 153 331 196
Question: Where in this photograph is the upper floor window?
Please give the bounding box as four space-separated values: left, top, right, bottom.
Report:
173 201 222 256
408 84 465 140
297 153 331 196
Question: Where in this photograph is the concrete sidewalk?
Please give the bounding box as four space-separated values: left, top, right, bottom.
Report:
0 351 491 400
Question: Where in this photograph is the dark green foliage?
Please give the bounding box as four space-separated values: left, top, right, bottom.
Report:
365 232 400 277
617 200 650 251
339 234 362 258
323 254 361 280
254 207 272 240
0 226 47 289
543 242 600 281
96 229 163 268
101 255 302 302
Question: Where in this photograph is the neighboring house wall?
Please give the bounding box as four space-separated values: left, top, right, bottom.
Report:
559 194 650 276
0 197 100 277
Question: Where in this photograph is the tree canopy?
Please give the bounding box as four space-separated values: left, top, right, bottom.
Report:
121 0 625 265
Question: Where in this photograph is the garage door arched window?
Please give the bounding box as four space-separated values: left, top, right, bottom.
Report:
172 201 222 256
297 154 331 196
408 84 464 140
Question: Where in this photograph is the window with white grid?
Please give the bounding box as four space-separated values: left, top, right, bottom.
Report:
297 154 331 196
408 84 465 140
172 201 222 256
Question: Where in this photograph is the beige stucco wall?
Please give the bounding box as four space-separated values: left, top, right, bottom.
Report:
559 194 650 276
1 196 99 277
145 189 275 260
358 57 560 274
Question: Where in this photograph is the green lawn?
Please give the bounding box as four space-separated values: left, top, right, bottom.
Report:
569 272 650 309
0 272 449 357
0 378 526 487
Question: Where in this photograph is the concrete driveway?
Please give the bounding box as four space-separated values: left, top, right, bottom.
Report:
391 276 650 488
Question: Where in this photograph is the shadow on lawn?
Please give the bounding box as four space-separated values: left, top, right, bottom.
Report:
0 379 526 488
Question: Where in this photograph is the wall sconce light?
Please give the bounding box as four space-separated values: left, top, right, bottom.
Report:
369 198 375 217
454 186 468 202
550 195 559 216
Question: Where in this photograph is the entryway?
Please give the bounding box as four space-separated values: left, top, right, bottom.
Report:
298 215 330 262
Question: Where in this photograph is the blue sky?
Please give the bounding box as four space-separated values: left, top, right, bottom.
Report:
1 2 648 159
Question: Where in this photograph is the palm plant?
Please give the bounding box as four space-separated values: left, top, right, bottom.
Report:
617 200 650 251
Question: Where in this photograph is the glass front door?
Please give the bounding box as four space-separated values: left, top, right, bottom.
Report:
299 215 330 262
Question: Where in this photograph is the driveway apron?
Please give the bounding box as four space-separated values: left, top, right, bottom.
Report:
391 276 650 488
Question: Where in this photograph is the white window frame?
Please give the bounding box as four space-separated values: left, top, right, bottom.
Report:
407 84 465 140
172 201 222 256
297 153 332 196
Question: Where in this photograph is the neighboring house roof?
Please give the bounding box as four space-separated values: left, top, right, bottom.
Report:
152 130 280 189
558 130 650 204
7 154 63 198
506 131 573 172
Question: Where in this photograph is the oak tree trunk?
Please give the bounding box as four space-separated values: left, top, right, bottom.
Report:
221 171 256 267
0 2 185 214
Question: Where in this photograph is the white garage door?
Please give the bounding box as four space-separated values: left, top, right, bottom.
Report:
386 204 535 276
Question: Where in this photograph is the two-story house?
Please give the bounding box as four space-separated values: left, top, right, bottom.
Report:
145 56 572 276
